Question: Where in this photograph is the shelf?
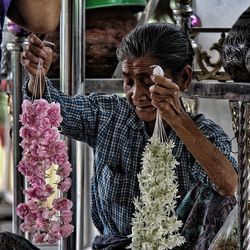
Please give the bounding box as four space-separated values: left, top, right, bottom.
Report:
83 79 250 101
50 78 250 101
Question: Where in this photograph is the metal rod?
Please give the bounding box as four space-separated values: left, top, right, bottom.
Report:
67 79 250 101
237 102 250 250
59 0 74 249
6 37 25 236
60 0 72 95
72 0 86 250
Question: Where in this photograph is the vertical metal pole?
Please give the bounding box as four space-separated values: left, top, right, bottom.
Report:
60 0 72 94
6 37 25 236
60 0 86 249
59 1 74 250
237 101 250 250
71 0 87 249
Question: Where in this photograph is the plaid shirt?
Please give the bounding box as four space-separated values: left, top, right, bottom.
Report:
24 79 237 238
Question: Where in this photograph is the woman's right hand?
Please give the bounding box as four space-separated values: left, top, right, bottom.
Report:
20 33 54 96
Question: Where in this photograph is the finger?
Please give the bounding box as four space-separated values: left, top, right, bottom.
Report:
150 84 179 97
150 90 178 102
44 41 56 49
26 43 48 60
43 47 53 67
21 58 39 70
151 74 179 90
28 33 44 48
21 50 39 64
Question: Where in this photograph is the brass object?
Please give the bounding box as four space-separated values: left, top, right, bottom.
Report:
195 32 231 81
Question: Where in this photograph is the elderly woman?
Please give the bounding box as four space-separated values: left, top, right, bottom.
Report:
11 22 238 250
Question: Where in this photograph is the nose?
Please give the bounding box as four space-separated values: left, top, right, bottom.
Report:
131 82 148 103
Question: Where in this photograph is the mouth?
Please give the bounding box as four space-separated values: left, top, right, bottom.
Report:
135 105 156 112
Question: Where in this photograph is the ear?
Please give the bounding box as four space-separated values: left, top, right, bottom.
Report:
178 65 193 92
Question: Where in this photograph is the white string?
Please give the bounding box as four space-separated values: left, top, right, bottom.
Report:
151 65 168 143
31 57 52 103
32 58 43 101
153 109 168 143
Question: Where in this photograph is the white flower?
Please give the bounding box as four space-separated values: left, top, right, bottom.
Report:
130 135 185 249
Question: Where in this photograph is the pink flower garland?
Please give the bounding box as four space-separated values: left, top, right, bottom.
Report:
16 99 74 244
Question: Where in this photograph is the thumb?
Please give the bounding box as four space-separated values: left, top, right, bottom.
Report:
43 47 53 73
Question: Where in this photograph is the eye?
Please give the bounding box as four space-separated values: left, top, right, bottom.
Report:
122 74 134 90
142 77 154 89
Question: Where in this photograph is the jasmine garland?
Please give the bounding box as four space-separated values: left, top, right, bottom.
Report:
130 135 185 249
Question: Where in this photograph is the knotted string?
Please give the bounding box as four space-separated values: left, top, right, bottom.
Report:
31 57 52 102
153 109 168 143
151 65 168 143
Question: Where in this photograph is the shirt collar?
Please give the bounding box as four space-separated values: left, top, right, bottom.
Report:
126 110 144 131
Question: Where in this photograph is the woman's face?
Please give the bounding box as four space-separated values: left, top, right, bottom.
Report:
122 56 161 122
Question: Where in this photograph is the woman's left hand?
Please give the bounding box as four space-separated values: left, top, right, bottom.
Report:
149 74 184 123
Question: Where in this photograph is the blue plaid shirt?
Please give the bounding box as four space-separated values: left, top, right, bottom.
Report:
24 79 237 238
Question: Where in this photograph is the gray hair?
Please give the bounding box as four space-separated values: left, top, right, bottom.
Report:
116 22 194 76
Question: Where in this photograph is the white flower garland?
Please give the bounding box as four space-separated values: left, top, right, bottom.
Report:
130 135 185 249
130 65 184 249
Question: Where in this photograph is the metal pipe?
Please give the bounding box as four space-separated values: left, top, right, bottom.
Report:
71 0 88 249
6 37 25 236
237 102 250 250
60 0 71 95
59 0 74 250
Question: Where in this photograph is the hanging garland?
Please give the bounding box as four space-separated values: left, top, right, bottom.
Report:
16 98 74 244
130 66 185 249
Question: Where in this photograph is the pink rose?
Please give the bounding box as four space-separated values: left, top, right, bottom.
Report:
47 222 61 243
58 177 72 192
52 198 73 211
56 162 72 178
16 203 31 219
21 100 35 115
39 128 59 146
34 99 49 117
20 113 36 127
27 175 46 187
41 208 55 220
33 232 47 244
60 224 74 238
36 117 51 131
18 160 34 176
47 102 63 127
27 199 39 213
53 153 69 165
35 217 48 231
54 140 67 152
24 184 54 201
23 211 37 224
47 232 61 244
36 144 49 158
20 222 33 233
61 210 73 224
19 127 36 140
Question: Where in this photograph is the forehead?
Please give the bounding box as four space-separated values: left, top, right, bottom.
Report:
122 57 159 76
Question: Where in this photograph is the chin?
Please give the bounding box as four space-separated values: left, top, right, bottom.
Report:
136 109 156 122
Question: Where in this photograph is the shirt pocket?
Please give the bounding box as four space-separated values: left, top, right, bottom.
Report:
98 164 133 205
